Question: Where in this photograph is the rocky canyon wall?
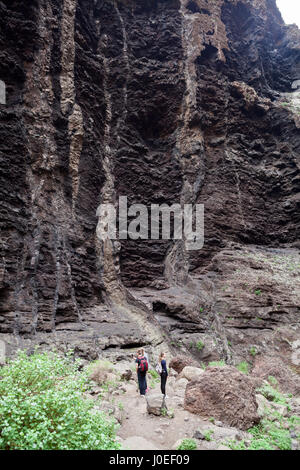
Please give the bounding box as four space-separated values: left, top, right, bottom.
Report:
0 0 299 371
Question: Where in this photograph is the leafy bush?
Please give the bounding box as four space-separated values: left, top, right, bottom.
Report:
177 438 197 450
148 369 159 380
249 346 257 357
208 360 226 368
256 383 289 406
203 430 214 441
0 350 121 450
236 361 250 375
248 419 291 450
196 341 204 352
148 369 160 389
267 376 278 386
227 417 292 451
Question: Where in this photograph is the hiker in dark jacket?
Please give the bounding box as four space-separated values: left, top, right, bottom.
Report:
135 349 148 396
159 352 168 396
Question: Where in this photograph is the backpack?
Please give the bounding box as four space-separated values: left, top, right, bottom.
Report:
155 362 162 375
138 356 148 373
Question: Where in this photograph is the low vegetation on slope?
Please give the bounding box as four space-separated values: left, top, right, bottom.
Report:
0 350 121 450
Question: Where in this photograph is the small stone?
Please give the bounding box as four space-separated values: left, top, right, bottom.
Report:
161 421 170 427
121 370 133 381
90 386 102 395
193 430 205 440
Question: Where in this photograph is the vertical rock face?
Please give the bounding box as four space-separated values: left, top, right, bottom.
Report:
0 0 299 361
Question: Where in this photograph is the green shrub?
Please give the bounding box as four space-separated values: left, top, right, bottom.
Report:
203 430 214 441
248 419 291 450
196 341 204 352
208 360 226 368
227 417 292 451
0 350 120 450
148 369 159 380
177 438 197 450
236 361 250 375
268 376 278 386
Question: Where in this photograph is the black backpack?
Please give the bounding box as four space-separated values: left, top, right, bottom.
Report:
138 356 148 372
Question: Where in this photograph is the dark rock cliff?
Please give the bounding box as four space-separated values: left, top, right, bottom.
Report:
0 0 299 371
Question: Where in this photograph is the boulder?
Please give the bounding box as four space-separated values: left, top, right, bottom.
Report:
179 366 204 382
167 376 176 388
194 424 247 443
255 393 271 418
169 356 198 374
256 393 288 418
169 368 178 378
184 366 260 430
121 369 133 381
174 378 189 397
271 402 288 417
146 394 167 416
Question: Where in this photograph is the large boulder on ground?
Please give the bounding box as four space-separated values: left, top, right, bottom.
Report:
173 378 189 397
255 393 271 418
193 423 248 443
184 366 260 430
146 394 167 416
169 356 198 374
179 366 204 382
251 356 300 397
255 393 288 419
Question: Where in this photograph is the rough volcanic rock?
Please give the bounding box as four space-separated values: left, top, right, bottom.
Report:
179 366 204 381
184 366 260 430
251 356 300 397
169 356 198 373
146 393 168 416
0 0 299 362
